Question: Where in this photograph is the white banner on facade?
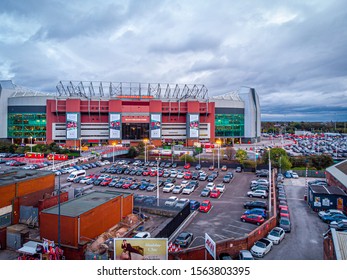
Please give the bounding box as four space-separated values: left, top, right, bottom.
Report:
188 114 199 138
150 114 162 139
205 233 216 260
66 113 79 140
109 113 121 139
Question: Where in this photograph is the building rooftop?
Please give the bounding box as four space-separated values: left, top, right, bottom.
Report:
332 229 347 260
310 185 347 196
41 191 123 217
0 168 54 187
326 159 347 188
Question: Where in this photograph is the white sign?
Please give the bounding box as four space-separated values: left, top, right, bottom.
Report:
322 198 330 207
109 113 121 139
205 233 216 259
188 114 199 138
66 113 79 139
150 114 162 139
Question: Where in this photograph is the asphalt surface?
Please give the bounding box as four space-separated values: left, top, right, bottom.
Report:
264 177 327 260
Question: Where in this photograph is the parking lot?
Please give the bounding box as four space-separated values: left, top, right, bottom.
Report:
53 159 267 246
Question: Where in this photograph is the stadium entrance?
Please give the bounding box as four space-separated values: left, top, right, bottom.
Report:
122 123 149 140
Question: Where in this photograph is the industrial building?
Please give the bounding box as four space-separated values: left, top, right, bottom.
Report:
0 80 261 147
326 159 347 193
0 168 55 228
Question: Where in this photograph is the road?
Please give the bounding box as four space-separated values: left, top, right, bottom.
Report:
264 177 328 260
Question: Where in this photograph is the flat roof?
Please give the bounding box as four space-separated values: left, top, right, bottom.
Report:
310 185 347 196
0 168 54 187
41 191 122 218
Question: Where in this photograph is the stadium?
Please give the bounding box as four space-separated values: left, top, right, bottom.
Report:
0 80 261 148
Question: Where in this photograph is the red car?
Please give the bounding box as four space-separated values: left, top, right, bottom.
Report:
184 172 192 180
122 181 132 189
199 200 212 213
210 188 221 198
142 170 150 176
209 165 215 170
100 178 112 186
184 163 191 169
280 208 290 218
240 214 265 225
150 171 157 176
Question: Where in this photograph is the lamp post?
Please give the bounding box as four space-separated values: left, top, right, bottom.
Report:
156 157 160 207
112 142 116 164
79 138 82 157
52 152 55 171
268 148 272 214
216 139 221 170
30 136 33 153
58 173 61 248
144 139 148 163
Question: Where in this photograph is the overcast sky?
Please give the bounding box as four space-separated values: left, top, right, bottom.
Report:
1 0 346 122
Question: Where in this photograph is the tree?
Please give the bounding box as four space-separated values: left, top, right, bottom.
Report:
137 141 145 155
179 154 195 163
128 146 138 158
236 149 247 164
224 147 236 160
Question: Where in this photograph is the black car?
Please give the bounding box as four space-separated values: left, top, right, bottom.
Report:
243 200 268 210
174 232 193 248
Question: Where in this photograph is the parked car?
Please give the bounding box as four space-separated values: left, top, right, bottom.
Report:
172 185 184 194
215 183 226 193
244 200 268 210
235 166 242 172
199 200 212 213
266 227 285 244
291 172 299 179
318 209 344 219
240 214 265 225
279 217 291 232
200 188 211 197
190 200 200 210
195 164 201 170
133 232 151 238
182 185 195 195
330 220 347 231
279 208 290 218
247 190 268 199
146 184 157 192
221 165 228 171
209 165 215 171
321 213 347 224
223 175 232 183
243 208 267 219
205 182 215 191
218 253 232 260
174 232 193 248
250 238 273 258
184 163 191 169
239 250 254 260
175 198 190 209
210 188 221 198
163 183 175 193
165 196 178 207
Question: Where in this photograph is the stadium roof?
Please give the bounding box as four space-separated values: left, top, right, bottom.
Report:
56 80 209 100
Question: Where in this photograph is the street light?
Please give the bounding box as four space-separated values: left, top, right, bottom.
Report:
143 139 149 163
112 142 116 164
30 136 33 153
268 148 272 214
156 157 161 207
216 139 222 170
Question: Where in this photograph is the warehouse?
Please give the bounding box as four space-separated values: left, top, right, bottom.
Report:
0 168 55 228
0 80 261 146
325 159 347 193
40 191 133 251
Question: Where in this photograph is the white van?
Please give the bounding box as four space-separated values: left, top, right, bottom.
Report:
67 170 86 182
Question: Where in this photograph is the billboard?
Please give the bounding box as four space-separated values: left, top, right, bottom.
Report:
66 113 80 140
150 113 162 139
187 114 199 138
109 113 121 139
205 233 216 259
114 238 168 260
